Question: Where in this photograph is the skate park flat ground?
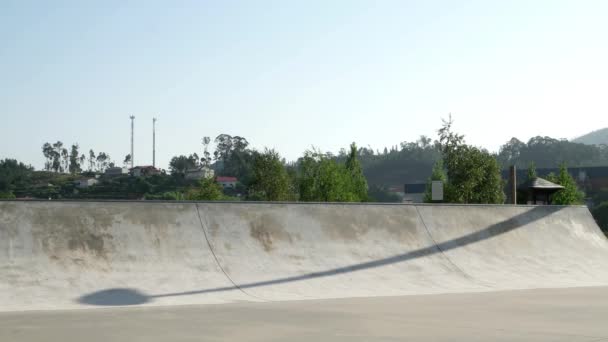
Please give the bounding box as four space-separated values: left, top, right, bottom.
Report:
2 286 608 342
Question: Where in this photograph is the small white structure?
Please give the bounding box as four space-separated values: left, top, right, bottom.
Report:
185 167 215 181
431 181 444 201
75 178 98 189
216 176 237 189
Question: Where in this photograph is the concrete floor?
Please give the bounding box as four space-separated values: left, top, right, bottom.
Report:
2 287 608 342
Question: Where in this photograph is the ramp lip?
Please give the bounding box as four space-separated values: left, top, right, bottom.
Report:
0 199 588 209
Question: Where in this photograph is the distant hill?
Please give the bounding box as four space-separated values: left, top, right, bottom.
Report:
574 128 608 146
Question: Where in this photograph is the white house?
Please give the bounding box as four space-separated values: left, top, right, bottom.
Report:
185 166 215 181
75 178 98 189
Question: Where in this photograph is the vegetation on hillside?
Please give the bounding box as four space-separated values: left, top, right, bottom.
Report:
342 136 440 186
497 136 608 169
3 119 608 206
573 128 608 146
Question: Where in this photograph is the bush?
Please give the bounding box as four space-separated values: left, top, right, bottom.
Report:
546 165 585 205
0 191 16 199
249 149 293 201
185 178 224 200
298 147 367 202
144 192 185 200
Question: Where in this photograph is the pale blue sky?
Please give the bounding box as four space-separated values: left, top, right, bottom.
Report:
2 0 607 170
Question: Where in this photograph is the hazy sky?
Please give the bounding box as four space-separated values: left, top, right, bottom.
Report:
2 0 607 170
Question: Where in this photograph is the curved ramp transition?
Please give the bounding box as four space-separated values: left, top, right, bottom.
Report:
1 201 607 311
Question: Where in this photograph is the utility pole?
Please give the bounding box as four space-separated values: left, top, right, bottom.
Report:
152 117 157 168
130 115 135 168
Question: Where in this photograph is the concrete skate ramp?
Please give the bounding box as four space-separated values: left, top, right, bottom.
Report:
0 201 252 311
1 201 608 311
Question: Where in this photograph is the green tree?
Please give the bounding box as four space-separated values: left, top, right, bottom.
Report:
79 154 86 169
123 154 132 168
213 134 256 184
250 148 292 201
51 141 63 172
201 137 212 167
527 162 537 179
0 159 34 198
424 159 447 202
88 150 96 172
437 116 505 204
223 149 257 185
213 134 235 164
298 149 360 202
345 143 368 201
68 144 81 174
232 136 249 152
42 143 54 171
169 154 198 175
547 164 585 205
186 177 223 200
96 152 111 172
61 148 69 173
285 163 299 200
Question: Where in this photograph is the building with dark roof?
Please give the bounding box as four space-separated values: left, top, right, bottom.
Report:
518 177 564 205
503 165 608 205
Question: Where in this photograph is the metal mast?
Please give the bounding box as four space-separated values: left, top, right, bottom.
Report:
130 115 135 168
152 117 157 168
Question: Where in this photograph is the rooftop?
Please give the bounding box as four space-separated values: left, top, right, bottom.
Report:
518 177 564 190
131 166 157 170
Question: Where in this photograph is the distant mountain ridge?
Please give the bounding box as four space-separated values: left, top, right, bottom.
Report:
573 128 608 146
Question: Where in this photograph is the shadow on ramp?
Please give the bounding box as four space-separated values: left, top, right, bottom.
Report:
77 205 562 306
78 288 150 306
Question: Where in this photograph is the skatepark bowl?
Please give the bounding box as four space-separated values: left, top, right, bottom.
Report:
2 200 608 341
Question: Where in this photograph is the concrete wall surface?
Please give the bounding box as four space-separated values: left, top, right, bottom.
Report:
1 201 607 311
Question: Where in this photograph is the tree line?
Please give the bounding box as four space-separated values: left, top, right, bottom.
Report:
41 141 124 174
497 136 608 169
0 115 599 206
166 118 506 204
171 136 369 202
